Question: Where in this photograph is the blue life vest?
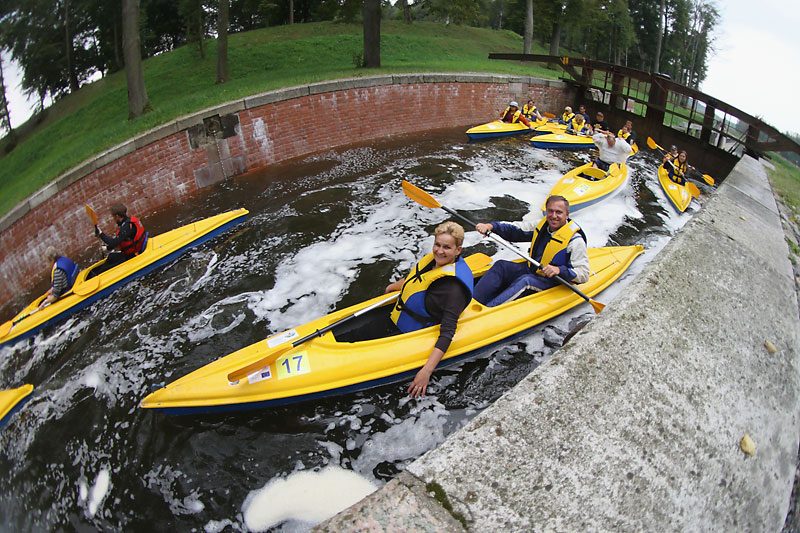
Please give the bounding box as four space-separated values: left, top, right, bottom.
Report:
390 253 474 333
52 256 79 290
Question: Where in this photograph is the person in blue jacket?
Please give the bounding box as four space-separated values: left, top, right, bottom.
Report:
39 246 79 308
472 196 590 307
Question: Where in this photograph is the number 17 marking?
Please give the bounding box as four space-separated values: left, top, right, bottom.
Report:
276 351 311 379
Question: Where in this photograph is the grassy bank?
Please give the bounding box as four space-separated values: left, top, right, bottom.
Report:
767 154 800 263
0 21 555 218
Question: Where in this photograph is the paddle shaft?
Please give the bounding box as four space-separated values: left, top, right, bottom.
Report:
227 293 399 383
436 205 596 306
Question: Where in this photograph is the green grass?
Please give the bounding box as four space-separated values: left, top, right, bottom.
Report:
0 21 556 217
768 154 800 215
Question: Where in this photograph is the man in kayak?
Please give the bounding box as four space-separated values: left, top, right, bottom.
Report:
522 100 543 121
618 120 637 146
500 101 532 128
591 132 632 171
578 104 591 124
558 106 575 125
384 221 474 398
565 114 589 135
38 247 79 309
472 196 590 307
88 203 146 278
589 111 610 134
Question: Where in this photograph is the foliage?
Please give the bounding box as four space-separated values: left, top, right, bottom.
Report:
768 153 800 215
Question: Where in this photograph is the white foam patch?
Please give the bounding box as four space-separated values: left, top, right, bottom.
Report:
87 468 110 518
351 400 449 477
242 466 376 531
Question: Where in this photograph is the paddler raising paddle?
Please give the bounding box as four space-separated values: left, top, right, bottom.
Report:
87 203 146 278
385 222 474 398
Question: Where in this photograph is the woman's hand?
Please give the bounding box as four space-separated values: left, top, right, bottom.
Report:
408 367 433 398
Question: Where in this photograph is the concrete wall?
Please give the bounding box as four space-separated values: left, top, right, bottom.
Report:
0 74 574 316
316 155 800 532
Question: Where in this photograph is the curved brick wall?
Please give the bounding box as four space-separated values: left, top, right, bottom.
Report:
0 73 573 316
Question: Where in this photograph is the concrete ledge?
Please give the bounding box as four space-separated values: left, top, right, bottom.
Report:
317 155 800 532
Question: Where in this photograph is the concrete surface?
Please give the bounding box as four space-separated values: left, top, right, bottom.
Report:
316 156 800 532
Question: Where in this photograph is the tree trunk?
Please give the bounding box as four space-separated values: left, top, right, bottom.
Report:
196 0 206 59
653 0 665 73
122 0 151 119
289 0 294 24
0 57 16 142
549 22 561 56
362 0 381 68
216 0 229 84
64 0 79 92
523 0 533 54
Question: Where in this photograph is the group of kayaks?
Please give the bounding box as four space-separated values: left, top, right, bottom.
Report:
4 114 698 423
466 117 594 150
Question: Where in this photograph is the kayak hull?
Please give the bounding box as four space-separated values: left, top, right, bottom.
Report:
466 119 542 140
141 245 644 414
658 165 692 212
530 132 594 150
531 122 567 136
0 209 249 348
541 163 628 213
0 384 33 428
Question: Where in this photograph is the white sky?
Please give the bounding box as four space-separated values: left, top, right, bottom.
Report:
2 3 799 134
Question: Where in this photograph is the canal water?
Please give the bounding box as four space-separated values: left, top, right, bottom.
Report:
0 127 707 531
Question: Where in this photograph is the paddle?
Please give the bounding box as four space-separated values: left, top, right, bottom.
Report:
401 180 605 314
85 204 98 225
543 112 556 119
226 252 494 384
687 182 701 199
646 137 715 186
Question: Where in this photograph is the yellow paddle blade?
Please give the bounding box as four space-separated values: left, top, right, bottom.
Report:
543 112 556 118
703 174 715 186
646 136 659 150
227 344 293 384
630 143 639 156
0 321 13 339
687 182 701 199
402 180 442 209
589 299 606 314
73 276 100 296
85 204 98 225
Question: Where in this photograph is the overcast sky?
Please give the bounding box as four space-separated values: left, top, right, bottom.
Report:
3 1 799 135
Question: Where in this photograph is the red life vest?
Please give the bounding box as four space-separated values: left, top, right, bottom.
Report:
118 216 146 256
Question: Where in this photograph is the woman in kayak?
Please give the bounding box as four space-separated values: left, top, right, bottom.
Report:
385 221 474 398
499 101 532 128
663 150 692 185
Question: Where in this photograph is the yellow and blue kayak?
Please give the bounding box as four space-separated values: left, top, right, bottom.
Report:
140 245 644 414
541 163 628 214
531 121 567 136
0 384 33 428
530 131 595 150
658 165 692 212
466 118 545 140
0 209 249 348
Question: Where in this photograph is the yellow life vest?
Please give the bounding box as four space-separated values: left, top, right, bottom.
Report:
501 107 522 123
570 117 586 132
529 217 586 273
561 112 575 123
390 253 474 333
617 129 630 140
522 104 537 117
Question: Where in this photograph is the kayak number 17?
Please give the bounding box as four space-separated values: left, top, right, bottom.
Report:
276 351 311 380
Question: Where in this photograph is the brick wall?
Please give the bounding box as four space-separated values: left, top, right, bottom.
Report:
0 74 574 317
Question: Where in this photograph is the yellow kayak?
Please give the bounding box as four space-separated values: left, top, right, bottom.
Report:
466 118 545 140
0 384 33 428
541 163 628 213
531 121 567 136
141 245 644 414
530 131 595 150
658 165 692 212
0 209 249 348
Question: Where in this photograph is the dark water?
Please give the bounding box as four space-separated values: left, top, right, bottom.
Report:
0 128 708 531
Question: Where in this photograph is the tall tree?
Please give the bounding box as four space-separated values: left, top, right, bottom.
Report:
217 0 230 84
362 0 380 68
122 0 150 118
523 0 533 54
653 0 665 72
0 53 16 144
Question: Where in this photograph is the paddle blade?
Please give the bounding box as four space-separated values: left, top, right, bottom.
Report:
543 112 556 118
589 299 606 314
687 182 701 199
703 174 715 186
85 204 98 225
402 180 442 209
646 137 658 150
227 344 293 383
